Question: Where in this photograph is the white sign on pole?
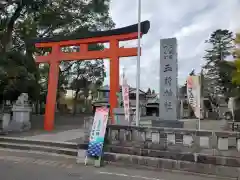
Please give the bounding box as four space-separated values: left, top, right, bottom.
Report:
159 38 178 121
122 72 130 123
187 76 201 119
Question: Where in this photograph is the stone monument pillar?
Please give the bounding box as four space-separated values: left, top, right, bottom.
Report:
11 93 32 131
158 38 183 128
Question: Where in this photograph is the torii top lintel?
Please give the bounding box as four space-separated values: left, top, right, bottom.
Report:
30 20 150 47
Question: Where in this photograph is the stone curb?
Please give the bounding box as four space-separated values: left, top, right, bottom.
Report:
107 145 240 167
103 152 240 179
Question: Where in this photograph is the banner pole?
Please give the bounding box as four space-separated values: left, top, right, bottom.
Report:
199 75 201 130
136 0 141 127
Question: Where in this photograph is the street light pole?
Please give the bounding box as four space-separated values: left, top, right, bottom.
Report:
136 0 141 126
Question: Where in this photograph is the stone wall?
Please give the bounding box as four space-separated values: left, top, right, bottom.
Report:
81 121 240 178
103 125 240 178
106 125 240 152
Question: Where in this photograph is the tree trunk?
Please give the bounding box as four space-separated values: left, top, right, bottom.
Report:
73 89 80 115
1 4 23 52
34 101 39 114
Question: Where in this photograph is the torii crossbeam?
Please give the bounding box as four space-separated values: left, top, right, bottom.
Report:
30 21 150 131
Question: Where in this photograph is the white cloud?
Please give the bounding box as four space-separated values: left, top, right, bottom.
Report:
103 0 240 92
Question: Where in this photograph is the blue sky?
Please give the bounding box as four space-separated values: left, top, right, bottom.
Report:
103 0 240 92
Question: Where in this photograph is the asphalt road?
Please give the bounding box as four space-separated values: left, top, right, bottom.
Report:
0 149 232 180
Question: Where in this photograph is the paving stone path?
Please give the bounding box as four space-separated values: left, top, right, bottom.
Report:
24 128 85 142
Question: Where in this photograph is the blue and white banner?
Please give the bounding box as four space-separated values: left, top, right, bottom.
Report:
87 107 109 157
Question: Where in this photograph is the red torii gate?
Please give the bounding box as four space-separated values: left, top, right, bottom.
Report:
31 21 150 131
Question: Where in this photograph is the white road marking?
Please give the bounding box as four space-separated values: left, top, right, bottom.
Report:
131 175 164 180
97 171 164 180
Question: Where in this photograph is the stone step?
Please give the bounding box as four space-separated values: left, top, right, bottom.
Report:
0 136 88 149
0 137 95 166
0 141 78 156
0 137 88 157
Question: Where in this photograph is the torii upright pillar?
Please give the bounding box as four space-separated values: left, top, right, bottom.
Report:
31 21 150 131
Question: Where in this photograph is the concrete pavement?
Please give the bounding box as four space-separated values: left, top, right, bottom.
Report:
0 149 232 180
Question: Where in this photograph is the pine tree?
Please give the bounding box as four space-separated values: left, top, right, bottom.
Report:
232 33 240 86
203 29 234 97
151 89 156 95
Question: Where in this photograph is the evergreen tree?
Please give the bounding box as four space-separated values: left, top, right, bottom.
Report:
232 33 240 86
203 29 234 97
151 89 156 95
